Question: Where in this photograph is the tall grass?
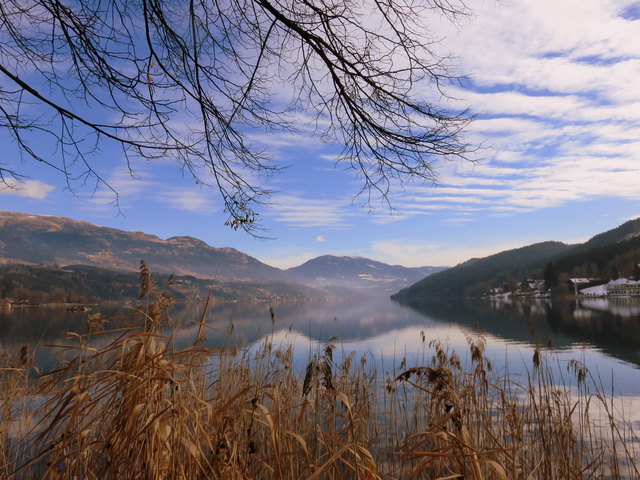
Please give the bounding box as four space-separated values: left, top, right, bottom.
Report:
1 268 638 479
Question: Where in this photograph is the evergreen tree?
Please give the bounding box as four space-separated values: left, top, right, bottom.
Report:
611 264 620 280
544 261 559 290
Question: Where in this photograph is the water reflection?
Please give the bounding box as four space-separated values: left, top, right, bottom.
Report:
2 295 640 380
0 306 97 368
578 297 640 317
398 297 640 368
167 299 443 351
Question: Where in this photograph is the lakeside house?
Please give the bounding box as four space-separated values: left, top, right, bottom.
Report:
569 278 597 296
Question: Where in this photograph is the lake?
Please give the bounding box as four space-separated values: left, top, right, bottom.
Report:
2 295 640 401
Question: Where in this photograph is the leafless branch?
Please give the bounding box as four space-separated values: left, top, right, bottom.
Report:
0 0 473 232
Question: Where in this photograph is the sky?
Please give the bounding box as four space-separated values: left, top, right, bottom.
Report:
2 0 640 269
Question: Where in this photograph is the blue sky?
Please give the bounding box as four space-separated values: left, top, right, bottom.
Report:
2 0 640 268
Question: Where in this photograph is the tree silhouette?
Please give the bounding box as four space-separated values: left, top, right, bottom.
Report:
0 0 472 232
544 261 559 291
610 264 620 280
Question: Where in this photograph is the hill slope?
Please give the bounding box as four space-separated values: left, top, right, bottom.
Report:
575 218 640 250
553 221 640 278
0 263 315 304
0 211 287 282
286 255 446 294
393 218 640 302
393 242 571 300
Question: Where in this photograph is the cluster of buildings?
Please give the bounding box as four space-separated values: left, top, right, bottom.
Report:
487 269 640 299
486 279 549 299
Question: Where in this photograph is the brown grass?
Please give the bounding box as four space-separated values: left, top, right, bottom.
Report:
1 272 638 479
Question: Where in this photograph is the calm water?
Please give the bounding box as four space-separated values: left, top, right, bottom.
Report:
2 296 640 400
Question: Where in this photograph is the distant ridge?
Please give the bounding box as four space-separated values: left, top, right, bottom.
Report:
287 254 446 294
568 217 640 251
393 217 640 301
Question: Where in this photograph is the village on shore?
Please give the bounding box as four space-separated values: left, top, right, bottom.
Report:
485 263 640 299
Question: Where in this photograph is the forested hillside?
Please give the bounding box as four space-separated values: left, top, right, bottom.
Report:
393 218 640 301
392 242 570 300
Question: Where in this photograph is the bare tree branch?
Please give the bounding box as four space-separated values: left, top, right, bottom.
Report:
0 0 473 232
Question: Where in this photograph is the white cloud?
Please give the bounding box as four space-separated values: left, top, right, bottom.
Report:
0 179 55 199
449 89 588 120
367 212 411 225
378 141 640 222
83 169 155 211
155 188 216 213
81 167 219 214
245 131 325 149
396 149 640 215
63 0 640 231
366 0 640 223
448 0 640 75
268 194 351 227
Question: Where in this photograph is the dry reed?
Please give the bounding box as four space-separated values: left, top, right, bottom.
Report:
1 270 638 479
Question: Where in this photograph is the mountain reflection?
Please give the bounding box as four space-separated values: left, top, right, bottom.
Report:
2 295 640 372
168 298 443 349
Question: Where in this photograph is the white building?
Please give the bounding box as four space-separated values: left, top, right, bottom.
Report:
579 284 608 296
578 278 640 297
606 278 640 296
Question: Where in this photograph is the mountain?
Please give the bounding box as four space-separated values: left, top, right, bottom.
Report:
286 255 446 294
393 218 640 302
0 211 287 282
0 211 446 301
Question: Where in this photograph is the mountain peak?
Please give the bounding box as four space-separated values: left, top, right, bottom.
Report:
287 254 446 295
